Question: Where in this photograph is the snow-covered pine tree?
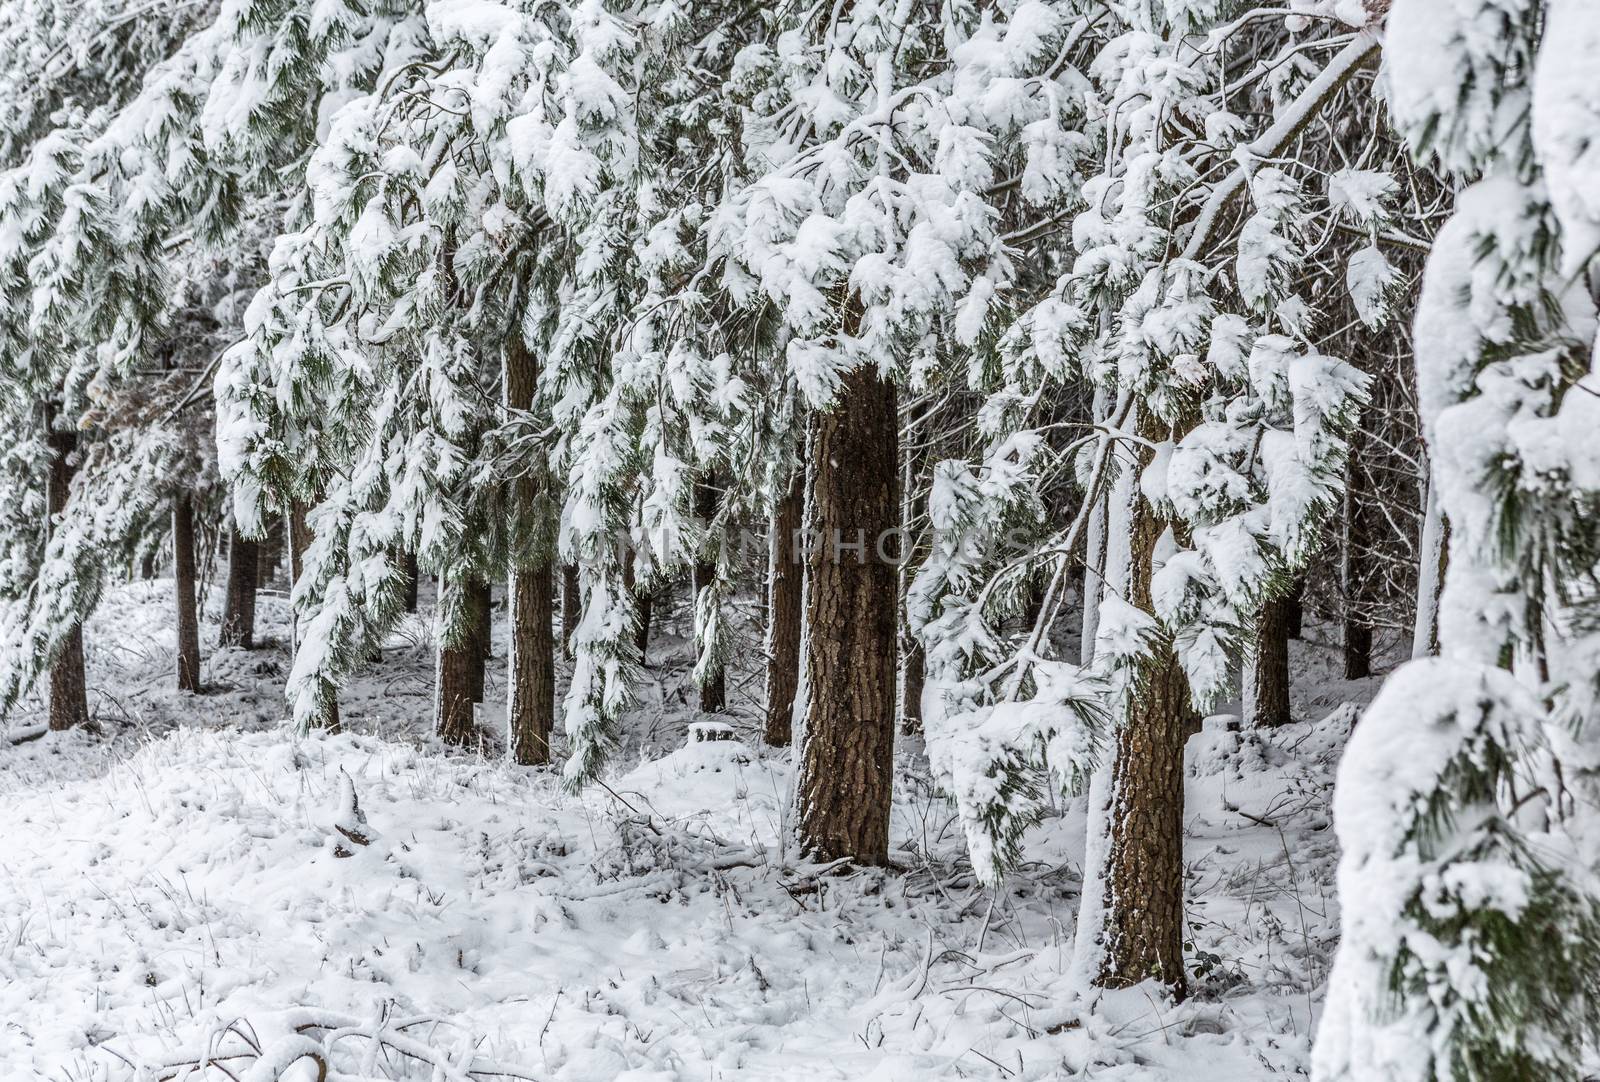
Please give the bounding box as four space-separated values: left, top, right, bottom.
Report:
548 0 770 783
0 0 216 721
703 0 1086 864
907 2 1376 993
0 0 400 722
219 0 748 765
219 519 260 649
1316 1 1600 1079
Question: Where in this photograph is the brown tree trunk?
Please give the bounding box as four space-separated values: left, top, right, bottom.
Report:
289 500 311 585
140 551 157 580
288 499 340 732
1097 417 1188 997
764 474 804 746
402 551 420 613
694 478 725 714
460 579 489 704
635 584 652 664
900 639 925 737
795 367 899 865
508 564 555 764
435 584 476 746
505 334 556 765
219 523 258 648
1344 619 1372 679
45 417 88 731
468 578 491 704
1285 577 1304 640
561 563 579 660
1251 595 1292 727
173 498 202 693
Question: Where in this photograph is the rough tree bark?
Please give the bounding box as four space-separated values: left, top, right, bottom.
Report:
1250 595 1292 728
289 499 340 732
693 477 725 714
219 522 259 648
795 366 899 865
45 415 89 731
435 583 477 746
1097 417 1189 997
764 473 803 746
1285 577 1304 640
505 335 556 765
402 551 420 613
289 500 311 585
173 497 202 693
634 582 653 664
508 564 554 763
467 578 491 704
900 636 925 737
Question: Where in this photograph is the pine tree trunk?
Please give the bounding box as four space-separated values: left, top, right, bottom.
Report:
173 497 202 693
508 563 555 764
468 578 491 704
765 474 803 746
561 563 579 660
1250 595 1292 727
694 477 725 714
45 417 89 731
635 584 652 664
1285 577 1304 640
1098 644 1190 995
219 523 258 648
505 333 555 765
900 642 924 738
1344 619 1372 680
290 500 311 585
140 551 157 580
1097 417 1188 997
795 366 898 865
289 499 340 732
402 551 420 614
435 584 476 746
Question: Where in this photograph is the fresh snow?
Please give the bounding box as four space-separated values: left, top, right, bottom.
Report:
0 576 1375 1081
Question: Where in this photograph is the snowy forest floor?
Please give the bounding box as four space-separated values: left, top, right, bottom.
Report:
0 571 1390 1081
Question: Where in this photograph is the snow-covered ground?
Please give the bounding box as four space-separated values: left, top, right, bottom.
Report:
0 576 1385 1080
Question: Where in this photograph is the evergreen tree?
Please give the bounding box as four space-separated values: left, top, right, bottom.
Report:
219 520 259 649
1317 2 1600 1079
172 495 201 692
764 472 803 747
902 3 1376 993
